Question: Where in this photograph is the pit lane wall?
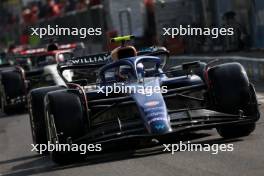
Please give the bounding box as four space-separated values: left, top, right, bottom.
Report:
169 56 264 81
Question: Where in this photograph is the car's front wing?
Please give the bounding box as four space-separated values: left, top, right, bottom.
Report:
72 109 257 147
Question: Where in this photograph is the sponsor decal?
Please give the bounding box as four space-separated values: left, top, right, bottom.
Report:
155 124 165 130
68 53 109 65
144 101 160 107
144 106 164 113
148 117 167 124
146 112 165 119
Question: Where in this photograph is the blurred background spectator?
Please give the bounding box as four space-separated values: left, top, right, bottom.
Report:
0 0 264 55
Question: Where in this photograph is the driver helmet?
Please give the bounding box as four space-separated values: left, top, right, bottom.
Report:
111 46 137 62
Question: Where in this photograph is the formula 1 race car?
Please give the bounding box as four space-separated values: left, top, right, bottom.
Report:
0 52 12 68
29 36 260 164
0 46 75 114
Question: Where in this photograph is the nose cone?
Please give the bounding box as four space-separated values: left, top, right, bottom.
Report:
144 101 172 134
129 78 172 135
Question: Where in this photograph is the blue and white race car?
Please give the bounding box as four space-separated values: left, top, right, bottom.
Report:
28 36 260 164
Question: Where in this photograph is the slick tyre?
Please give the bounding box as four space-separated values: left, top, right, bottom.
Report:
207 63 259 138
45 90 87 164
29 86 65 155
0 70 26 114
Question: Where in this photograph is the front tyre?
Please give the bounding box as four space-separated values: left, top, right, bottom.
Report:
217 123 256 138
207 63 260 138
45 90 87 164
29 86 65 155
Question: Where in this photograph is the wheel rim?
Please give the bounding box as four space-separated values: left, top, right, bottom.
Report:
28 96 37 143
46 105 59 144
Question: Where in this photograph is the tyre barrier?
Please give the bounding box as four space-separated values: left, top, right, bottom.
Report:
168 56 264 81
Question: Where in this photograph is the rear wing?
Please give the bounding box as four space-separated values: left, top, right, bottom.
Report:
18 42 84 55
65 52 110 66
57 52 111 79
59 52 110 67
58 46 168 68
57 47 169 82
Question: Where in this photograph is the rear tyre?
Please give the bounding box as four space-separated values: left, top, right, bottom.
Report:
45 90 87 164
29 86 65 155
208 63 259 138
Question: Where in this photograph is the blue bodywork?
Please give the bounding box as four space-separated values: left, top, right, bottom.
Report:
97 56 203 135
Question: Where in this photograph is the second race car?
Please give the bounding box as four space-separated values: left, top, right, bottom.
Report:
0 44 79 114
